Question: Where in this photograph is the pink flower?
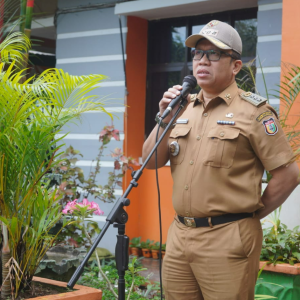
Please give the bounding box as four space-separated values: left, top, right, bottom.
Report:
62 198 104 216
90 201 104 215
62 199 78 214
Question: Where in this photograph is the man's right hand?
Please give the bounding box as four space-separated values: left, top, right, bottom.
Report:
159 85 191 124
142 85 191 169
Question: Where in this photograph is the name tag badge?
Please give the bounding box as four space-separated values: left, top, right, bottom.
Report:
176 119 189 124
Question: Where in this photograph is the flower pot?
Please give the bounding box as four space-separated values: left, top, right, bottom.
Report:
161 250 165 259
141 248 152 258
130 247 141 257
151 249 159 259
28 276 102 299
255 261 300 300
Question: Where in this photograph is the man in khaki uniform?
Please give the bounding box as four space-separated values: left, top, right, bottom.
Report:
142 20 300 300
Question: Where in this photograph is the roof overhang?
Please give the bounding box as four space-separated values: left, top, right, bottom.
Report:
115 0 257 20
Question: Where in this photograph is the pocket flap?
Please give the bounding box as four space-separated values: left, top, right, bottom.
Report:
170 126 191 138
207 127 240 140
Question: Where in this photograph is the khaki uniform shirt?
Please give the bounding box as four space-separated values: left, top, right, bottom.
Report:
168 81 294 218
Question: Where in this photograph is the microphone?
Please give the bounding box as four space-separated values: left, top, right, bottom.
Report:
161 75 197 120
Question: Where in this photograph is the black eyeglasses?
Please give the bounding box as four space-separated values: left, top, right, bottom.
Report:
191 49 236 61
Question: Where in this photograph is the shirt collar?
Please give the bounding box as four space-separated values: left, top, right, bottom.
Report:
193 81 239 107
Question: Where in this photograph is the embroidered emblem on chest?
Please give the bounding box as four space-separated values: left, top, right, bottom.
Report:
169 141 180 156
262 117 278 135
256 111 273 122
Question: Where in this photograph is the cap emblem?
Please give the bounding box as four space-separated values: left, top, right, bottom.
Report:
200 29 218 37
207 20 219 27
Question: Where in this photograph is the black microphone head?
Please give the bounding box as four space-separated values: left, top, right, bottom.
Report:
183 75 197 89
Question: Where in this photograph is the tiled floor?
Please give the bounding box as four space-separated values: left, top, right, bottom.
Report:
137 257 163 283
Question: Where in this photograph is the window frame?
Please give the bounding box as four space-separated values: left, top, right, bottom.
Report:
145 8 258 138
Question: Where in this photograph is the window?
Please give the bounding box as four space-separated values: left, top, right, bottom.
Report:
145 8 258 137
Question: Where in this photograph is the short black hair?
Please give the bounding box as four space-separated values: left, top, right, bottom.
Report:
231 50 241 60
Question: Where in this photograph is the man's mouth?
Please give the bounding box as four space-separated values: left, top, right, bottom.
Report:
197 69 209 74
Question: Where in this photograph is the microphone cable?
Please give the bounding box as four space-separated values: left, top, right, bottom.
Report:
155 119 163 300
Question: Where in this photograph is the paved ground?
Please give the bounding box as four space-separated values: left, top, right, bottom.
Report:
137 257 162 283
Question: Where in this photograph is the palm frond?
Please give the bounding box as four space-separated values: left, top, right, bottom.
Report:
0 31 30 63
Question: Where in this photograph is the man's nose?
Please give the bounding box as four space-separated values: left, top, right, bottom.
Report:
198 52 210 65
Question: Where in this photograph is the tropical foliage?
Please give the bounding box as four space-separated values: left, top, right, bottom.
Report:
260 207 300 265
78 257 161 300
0 31 110 298
237 60 300 180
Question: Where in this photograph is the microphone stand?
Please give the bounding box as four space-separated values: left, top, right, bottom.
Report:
67 99 188 300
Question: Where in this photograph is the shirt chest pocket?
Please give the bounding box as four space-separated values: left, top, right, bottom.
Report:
169 126 191 165
204 127 240 168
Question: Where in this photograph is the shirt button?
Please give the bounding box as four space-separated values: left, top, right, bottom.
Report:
186 211 190 216
190 160 194 165
196 135 201 140
184 185 189 190
203 113 208 117
220 132 225 137
175 131 178 136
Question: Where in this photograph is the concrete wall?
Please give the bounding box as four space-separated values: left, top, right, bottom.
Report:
56 0 127 253
256 0 282 111
262 185 300 230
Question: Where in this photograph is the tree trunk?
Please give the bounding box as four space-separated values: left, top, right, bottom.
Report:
1 223 11 299
1 250 11 299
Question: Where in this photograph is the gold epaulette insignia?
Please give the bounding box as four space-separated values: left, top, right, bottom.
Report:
190 94 198 102
240 92 267 107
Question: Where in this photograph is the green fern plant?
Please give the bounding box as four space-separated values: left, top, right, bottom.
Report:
0 31 111 298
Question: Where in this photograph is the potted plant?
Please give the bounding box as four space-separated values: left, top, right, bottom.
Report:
150 242 161 259
161 243 166 259
255 207 300 299
0 31 110 299
140 239 153 258
129 237 142 257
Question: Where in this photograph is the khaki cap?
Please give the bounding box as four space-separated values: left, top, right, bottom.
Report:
185 20 242 55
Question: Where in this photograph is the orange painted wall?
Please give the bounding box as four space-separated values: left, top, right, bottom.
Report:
281 0 300 166
124 16 175 243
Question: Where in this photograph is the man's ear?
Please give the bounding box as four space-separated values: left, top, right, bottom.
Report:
233 60 243 76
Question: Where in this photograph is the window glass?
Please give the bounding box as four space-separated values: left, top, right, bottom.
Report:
235 19 257 60
192 24 205 35
145 71 182 136
171 26 186 63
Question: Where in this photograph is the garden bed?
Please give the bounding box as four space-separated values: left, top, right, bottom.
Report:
17 277 102 300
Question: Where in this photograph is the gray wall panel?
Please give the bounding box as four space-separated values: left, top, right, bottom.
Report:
56 60 125 80
58 0 120 10
57 7 126 34
61 112 124 134
56 33 127 59
257 41 281 67
257 9 282 36
91 223 117 254
79 166 122 187
258 0 281 5
59 139 125 161
91 86 126 103
256 72 281 97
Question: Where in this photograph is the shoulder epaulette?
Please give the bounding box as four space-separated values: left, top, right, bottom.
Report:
190 94 198 102
240 92 267 107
